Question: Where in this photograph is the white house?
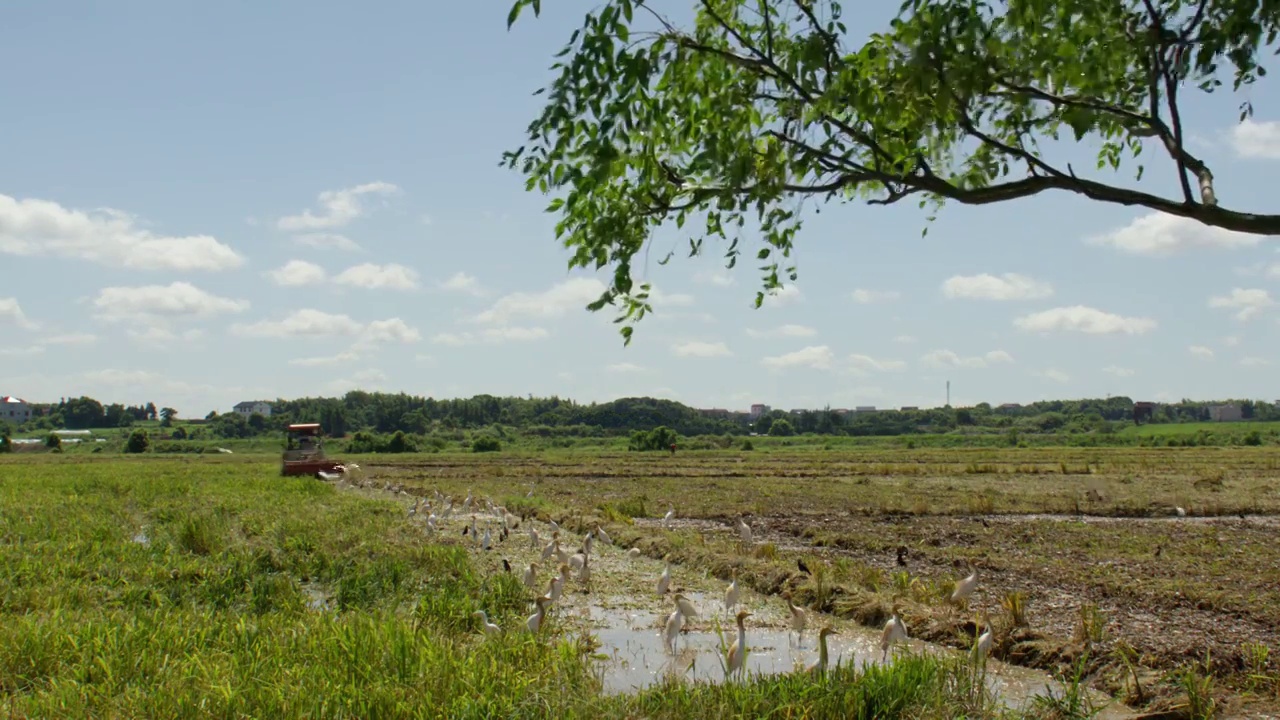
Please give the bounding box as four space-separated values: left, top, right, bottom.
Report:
233 401 273 419
1 395 32 424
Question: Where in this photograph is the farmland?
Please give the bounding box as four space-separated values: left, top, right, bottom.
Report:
1 446 1278 718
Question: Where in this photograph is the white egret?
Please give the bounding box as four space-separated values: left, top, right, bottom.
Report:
481 527 492 551
663 598 686 654
737 517 752 549
950 565 978 606
472 610 501 636
973 626 993 661
627 547 642 559
674 592 698 620
595 524 612 545
656 559 672 596
787 600 808 647
529 527 541 550
526 597 550 633
726 610 752 680
881 611 908 661
662 507 675 529
724 570 741 613
523 561 539 590
807 626 838 676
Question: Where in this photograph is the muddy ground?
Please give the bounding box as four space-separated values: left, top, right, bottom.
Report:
362 448 1280 715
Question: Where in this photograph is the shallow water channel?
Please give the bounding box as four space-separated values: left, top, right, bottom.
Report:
358 480 1136 718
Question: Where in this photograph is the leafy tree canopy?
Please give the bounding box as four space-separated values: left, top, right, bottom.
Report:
503 0 1280 342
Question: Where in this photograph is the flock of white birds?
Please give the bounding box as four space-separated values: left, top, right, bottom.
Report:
327 467 997 682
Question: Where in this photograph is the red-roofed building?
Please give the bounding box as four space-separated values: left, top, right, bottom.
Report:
1 396 32 424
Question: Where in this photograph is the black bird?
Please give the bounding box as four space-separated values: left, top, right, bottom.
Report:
896 546 909 567
462 526 469 536
502 558 512 573
980 518 990 529
797 558 811 575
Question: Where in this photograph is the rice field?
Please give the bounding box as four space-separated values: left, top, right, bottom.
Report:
1 447 1277 718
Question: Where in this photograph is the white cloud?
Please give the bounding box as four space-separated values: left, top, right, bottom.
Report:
851 288 901 304
231 309 420 343
92 282 249 324
324 368 388 395
920 349 1015 369
694 270 734 287
1240 356 1271 367
0 193 244 271
1087 212 1262 256
267 260 328 287
892 334 917 344
277 182 399 231
1189 345 1215 360
293 233 362 252
1229 119 1280 159
288 351 361 367
0 346 43 357
1034 368 1071 383
763 285 802 306
440 272 485 296
127 326 205 347
671 340 732 358
1223 335 1241 347
334 263 420 291
0 297 37 330
431 327 549 346
42 332 97 346
474 277 605 325
647 287 696 307
606 362 646 373
848 353 907 372
762 345 834 370
1208 288 1274 321
1268 264 1280 280
1014 305 1157 335
745 324 817 339
1102 365 1135 377
941 273 1053 301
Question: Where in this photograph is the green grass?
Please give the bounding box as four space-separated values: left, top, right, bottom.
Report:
1115 420 1280 436
0 456 1071 719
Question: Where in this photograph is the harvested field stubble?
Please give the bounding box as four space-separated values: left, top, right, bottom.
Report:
377 446 1280 716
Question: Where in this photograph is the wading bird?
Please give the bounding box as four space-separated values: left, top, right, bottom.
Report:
787 599 808 647
807 626 838 676
726 610 752 681
524 561 539 590
724 570 740 613
950 565 979 607
663 597 686 654
472 610 501 636
674 592 698 621
594 524 612 545
662 506 675 529
656 558 672 596
526 597 550 633
737 517 752 551
627 547 642 559
881 610 908 661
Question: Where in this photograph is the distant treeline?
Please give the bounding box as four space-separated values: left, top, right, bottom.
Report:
5 392 1280 441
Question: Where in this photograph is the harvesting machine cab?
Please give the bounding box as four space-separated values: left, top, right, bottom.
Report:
281 423 346 478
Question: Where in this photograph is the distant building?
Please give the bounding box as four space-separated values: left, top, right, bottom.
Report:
855 406 877 413
233 401 273 419
1208 404 1243 422
749 403 771 420
900 406 919 412
1 395 32 424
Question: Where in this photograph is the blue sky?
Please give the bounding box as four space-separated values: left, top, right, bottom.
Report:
1 1 1278 418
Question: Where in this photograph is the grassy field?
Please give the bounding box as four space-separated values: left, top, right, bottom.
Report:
0 454 1097 720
